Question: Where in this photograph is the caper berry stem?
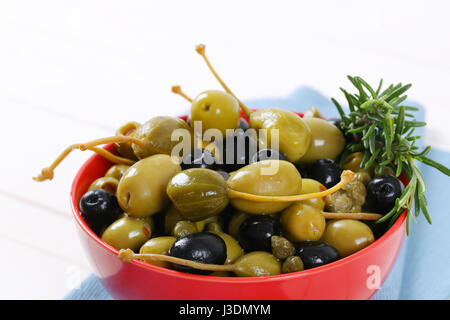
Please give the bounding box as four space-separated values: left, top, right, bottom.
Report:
118 249 235 272
321 212 382 221
171 85 193 103
195 44 252 118
33 136 144 182
227 170 356 203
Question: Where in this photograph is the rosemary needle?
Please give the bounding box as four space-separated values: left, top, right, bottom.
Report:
332 76 450 234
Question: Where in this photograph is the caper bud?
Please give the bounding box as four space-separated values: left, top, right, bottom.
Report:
166 168 229 221
271 236 295 260
282 256 304 274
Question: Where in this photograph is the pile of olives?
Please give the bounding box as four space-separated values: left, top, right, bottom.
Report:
38 44 405 277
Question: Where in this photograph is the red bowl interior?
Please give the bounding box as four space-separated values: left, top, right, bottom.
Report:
70 111 407 300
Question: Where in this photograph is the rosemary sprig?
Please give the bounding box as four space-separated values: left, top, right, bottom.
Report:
332 76 450 234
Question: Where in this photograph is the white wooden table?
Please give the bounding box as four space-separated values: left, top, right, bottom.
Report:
1 0 449 299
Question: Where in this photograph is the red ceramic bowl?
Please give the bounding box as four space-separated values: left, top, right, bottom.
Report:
70 111 407 300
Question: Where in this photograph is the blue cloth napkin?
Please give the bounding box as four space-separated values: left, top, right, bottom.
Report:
64 86 450 300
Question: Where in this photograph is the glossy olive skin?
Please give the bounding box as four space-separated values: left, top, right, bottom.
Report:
298 118 345 164
296 241 340 269
307 158 343 189
212 232 244 264
228 211 250 239
131 116 192 159
250 108 312 163
88 177 119 194
366 175 404 214
139 236 176 268
271 236 295 260
342 152 364 173
190 90 240 136
298 178 326 210
172 221 199 238
233 252 281 277
166 168 229 221
169 232 227 275
321 220 375 257
115 121 140 160
238 215 281 253
117 154 181 218
282 256 304 273
280 203 326 242
104 164 131 181
79 189 122 235
101 216 153 251
227 160 303 214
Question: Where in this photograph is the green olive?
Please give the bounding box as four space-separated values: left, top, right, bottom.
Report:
131 116 192 159
298 118 346 164
88 177 119 194
271 236 295 260
280 203 326 242
139 236 176 268
249 108 311 163
104 164 131 181
282 256 304 273
115 121 140 160
166 168 229 221
190 90 240 137
298 178 326 210
172 221 199 238
101 216 153 251
117 154 181 218
227 160 302 214
164 204 184 233
303 106 323 119
212 232 244 264
354 170 372 185
342 152 364 172
233 251 281 277
228 211 250 239
320 219 375 257
205 222 223 233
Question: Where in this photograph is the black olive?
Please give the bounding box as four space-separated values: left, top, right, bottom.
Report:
366 175 404 215
238 215 281 253
216 170 230 181
220 129 258 172
239 118 250 130
296 241 340 269
180 149 218 171
169 232 227 275
250 148 288 163
308 159 343 188
79 189 122 235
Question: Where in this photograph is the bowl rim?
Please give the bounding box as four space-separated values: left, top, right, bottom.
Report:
70 113 407 284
